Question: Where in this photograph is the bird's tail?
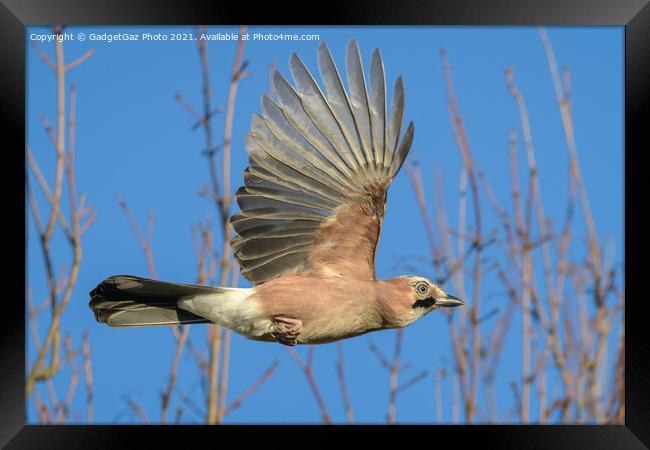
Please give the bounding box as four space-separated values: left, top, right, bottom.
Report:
89 275 219 327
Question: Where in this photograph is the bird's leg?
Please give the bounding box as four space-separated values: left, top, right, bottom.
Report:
272 316 303 346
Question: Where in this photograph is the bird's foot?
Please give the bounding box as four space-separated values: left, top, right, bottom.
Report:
272 316 303 346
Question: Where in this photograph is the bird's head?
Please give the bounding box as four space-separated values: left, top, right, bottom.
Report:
405 275 464 310
378 276 464 328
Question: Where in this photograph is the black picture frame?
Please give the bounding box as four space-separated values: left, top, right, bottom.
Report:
6 0 648 447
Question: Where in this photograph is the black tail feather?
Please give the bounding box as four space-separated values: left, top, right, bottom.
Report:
89 275 216 327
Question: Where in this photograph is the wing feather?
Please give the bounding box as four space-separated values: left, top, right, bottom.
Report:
369 49 387 168
261 95 352 190
241 185 339 211
317 42 366 168
289 53 360 172
234 235 315 260
232 39 414 284
231 214 320 238
387 76 405 169
236 187 332 216
247 138 346 201
239 250 312 282
247 164 345 205
345 38 375 171
389 121 415 179
250 115 349 193
272 71 356 180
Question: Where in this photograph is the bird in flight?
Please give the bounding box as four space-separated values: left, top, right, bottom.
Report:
90 38 464 346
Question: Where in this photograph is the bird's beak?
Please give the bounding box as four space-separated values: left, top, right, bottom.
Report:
435 294 465 308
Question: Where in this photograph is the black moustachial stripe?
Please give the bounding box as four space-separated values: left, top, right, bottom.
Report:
413 297 436 309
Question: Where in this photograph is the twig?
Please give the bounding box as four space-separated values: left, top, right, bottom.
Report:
404 160 440 266
27 147 75 243
43 25 66 245
27 82 84 400
161 325 190 424
34 389 51 423
451 372 460 423
196 25 222 205
58 335 80 423
174 406 184 424
539 28 601 294
368 341 390 369
434 369 446 423
31 40 56 72
506 65 572 421
396 370 428 394
369 330 427 423
124 396 149 423
206 323 222 424
65 48 96 72
288 347 331 424
216 328 232 422
484 267 518 422
387 329 404 423
82 330 94 423
116 194 158 279
510 381 522 421
440 47 483 423
179 389 205 420
478 167 514 252
607 319 624 423
173 92 202 122
224 360 279 416
336 343 355 423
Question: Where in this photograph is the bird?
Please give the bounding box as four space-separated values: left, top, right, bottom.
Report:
89 38 464 346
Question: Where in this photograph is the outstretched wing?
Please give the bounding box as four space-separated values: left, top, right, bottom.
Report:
231 39 414 285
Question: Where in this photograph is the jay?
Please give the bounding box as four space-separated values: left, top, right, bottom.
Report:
89 39 464 346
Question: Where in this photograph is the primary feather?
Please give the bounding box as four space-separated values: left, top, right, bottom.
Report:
231 39 414 285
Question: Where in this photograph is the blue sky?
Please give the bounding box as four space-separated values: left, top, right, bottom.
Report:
26 25 623 423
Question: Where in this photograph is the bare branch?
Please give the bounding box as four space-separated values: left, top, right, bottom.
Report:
216 329 232 422
404 160 440 266
115 194 158 279
42 25 66 245
224 360 279 416
30 41 56 72
440 47 483 424
539 28 602 305
336 343 354 424
65 48 96 72
288 347 331 424
161 325 190 424
173 91 202 121
82 330 94 423
124 396 149 424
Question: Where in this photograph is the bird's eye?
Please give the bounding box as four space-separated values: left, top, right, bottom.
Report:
415 282 428 294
